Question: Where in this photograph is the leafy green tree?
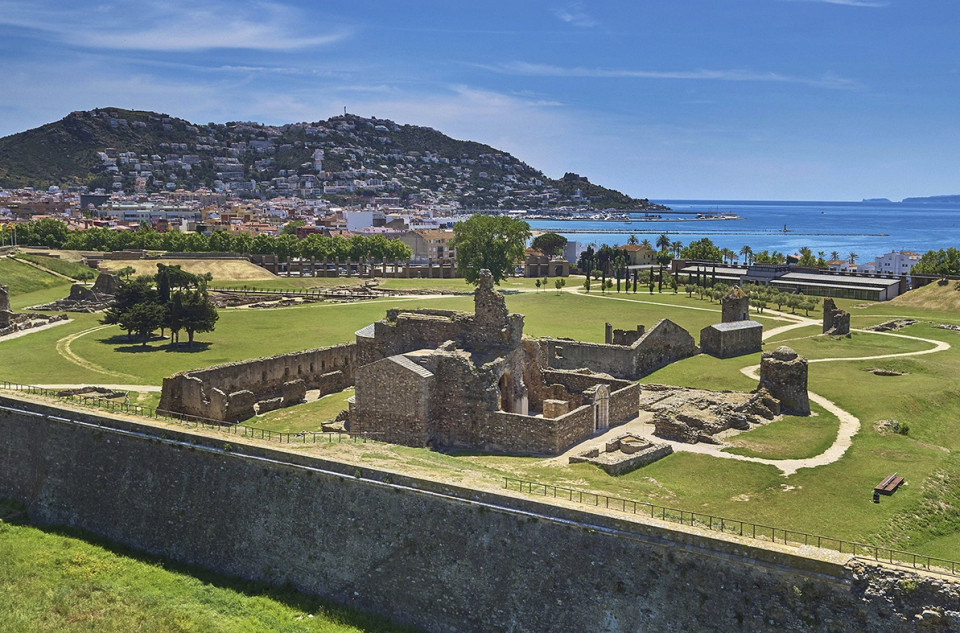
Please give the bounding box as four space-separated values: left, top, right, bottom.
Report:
912 248 960 276
680 238 722 262
169 289 219 347
451 214 530 285
531 232 567 256
553 278 566 294
101 275 159 336
119 302 167 346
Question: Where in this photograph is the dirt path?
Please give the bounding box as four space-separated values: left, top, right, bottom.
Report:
54 325 139 381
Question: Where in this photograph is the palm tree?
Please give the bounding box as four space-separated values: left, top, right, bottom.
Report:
849 252 858 263
671 240 683 257
656 233 670 251
640 238 652 249
721 248 735 264
830 250 840 261
739 245 753 266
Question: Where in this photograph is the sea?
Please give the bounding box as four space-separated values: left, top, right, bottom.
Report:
527 200 960 262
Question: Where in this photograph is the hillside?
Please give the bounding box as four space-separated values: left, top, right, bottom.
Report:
0 108 657 210
889 280 960 312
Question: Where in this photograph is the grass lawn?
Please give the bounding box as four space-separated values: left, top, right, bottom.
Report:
0 517 419 633
722 404 841 460
249 388 354 433
13 253 99 280
0 257 72 297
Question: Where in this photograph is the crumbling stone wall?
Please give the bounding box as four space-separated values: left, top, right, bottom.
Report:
722 286 751 322
0 285 11 327
605 322 645 345
700 321 763 358
823 298 851 335
541 319 697 380
158 343 356 421
758 346 810 415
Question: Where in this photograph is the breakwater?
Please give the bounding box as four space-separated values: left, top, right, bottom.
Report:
1 395 957 633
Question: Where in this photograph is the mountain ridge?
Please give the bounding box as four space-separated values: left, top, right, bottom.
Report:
0 107 657 210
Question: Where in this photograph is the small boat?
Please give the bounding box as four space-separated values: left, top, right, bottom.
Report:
781 224 790 232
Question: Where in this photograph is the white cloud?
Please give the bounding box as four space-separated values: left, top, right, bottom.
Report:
782 0 889 7
0 1 348 51
552 3 598 28
486 62 861 89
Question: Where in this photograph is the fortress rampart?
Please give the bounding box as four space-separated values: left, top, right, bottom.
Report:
1 395 957 633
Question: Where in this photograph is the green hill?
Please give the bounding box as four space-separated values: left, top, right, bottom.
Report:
0 108 658 210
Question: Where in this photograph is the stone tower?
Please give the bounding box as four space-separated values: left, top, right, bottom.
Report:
721 286 750 323
757 346 810 415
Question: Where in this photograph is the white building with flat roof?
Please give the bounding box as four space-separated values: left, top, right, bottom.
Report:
875 250 920 276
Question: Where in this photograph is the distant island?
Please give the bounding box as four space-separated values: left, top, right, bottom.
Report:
863 195 960 205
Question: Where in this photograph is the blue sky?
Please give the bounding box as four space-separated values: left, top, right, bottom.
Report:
0 0 957 201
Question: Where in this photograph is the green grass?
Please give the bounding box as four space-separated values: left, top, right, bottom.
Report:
249 389 354 433
0 519 419 633
723 404 841 459
13 253 99 280
4 283 960 563
0 256 72 296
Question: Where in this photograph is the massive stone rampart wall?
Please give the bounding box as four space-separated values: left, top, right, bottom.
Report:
0 397 957 633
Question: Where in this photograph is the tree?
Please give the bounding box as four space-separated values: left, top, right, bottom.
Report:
577 245 595 275
680 238 722 262
531 232 567 256
553 278 566 294
656 233 670 251
101 275 159 337
117 266 136 280
739 245 753 266
169 289 219 347
452 215 530 285
911 248 960 276
118 302 166 346
627 234 639 245
670 240 683 257
535 279 542 292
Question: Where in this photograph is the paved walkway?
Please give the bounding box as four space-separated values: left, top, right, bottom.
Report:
0 318 71 343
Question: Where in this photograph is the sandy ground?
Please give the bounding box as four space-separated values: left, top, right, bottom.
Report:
98 258 278 281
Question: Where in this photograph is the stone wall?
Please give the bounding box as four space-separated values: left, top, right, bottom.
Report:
1 397 957 633
700 320 763 358
608 382 643 423
158 343 356 421
0 284 11 327
823 298 851 335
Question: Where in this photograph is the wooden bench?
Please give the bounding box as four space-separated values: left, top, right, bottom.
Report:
875 473 904 496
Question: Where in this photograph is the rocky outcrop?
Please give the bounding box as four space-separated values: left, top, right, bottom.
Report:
758 346 810 415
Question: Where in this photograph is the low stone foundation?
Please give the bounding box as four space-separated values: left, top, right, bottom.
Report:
570 434 673 475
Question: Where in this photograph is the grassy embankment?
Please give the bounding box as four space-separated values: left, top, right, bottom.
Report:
0 502 419 633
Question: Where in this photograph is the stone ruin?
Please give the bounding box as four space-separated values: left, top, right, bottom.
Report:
349 269 653 454
569 434 673 475
641 385 781 444
639 344 811 444
699 321 762 359
33 272 121 313
757 346 810 415
0 284 68 338
721 286 751 323
0 285 11 328
822 298 851 336
605 323 645 346
700 286 762 358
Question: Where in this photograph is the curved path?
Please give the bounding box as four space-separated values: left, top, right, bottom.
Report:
565 289 951 476
54 325 139 381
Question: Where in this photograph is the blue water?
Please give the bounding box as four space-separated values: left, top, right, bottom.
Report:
528 200 960 262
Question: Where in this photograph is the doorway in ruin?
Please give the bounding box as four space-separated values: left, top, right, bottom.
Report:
497 371 528 414
593 384 610 432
